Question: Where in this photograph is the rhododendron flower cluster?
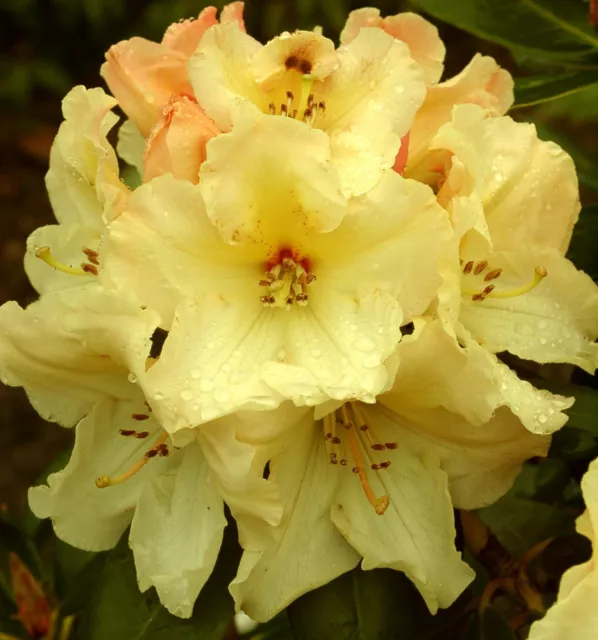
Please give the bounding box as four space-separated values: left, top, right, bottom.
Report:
1 2 597 622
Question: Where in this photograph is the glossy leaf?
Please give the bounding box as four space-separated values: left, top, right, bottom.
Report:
288 567 434 640
74 525 240 640
411 0 598 63
512 70 598 108
568 205 598 281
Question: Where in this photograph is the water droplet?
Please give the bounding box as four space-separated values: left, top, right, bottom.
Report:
311 348 323 359
191 369 201 379
181 389 193 401
154 392 164 401
214 388 229 403
537 320 548 330
537 413 548 424
200 379 214 392
539 337 547 345
362 353 381 368
354 336 376 352
349 323 358 331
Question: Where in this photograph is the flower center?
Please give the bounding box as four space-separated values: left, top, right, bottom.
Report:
34 245 100 277
259 253 316 309
267 74 325 126
323 402 397 516
461 259 547 302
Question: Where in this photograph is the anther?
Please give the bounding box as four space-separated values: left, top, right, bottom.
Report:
35 246 90 276
484 268 503 281
83 248 100 265
132 413 149 421
268 103 276 114
81 263 99 276
468 266 547 301
371 444 385 451
463 260 474 274
119 429 136 437
474 261 488 275
385 442 398 450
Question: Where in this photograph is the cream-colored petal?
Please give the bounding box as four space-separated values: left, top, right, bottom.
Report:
527 572 598 640
461 249 598 374
0 289 158 426
340 9 445 84
374 401 549 509
231 413 359 622
406 54 513 176
116 119 145 173
313 171 452 319
331 407 474 612
528 458 598 639
28 395 171 551
389 320 572 435
46 86 127 228
130 440 226 618
199 107 346 246
433 104 579 254
320 27 426 197
24 223 101 295
263 286 402 406
252 31 337 89
104 174 250 327
189 22 263 131
140 293 284 431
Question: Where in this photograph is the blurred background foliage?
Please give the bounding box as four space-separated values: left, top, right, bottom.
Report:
0 1 597 639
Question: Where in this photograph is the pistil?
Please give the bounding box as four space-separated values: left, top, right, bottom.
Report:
461 259 547 302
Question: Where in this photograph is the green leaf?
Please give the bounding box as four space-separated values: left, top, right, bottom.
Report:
74 524 240 640
512 70 598 108
477 494 575 558
410 0 598 64
568 205 598 281
288 567 435 640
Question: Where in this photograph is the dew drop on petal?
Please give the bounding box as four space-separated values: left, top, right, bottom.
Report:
181 389 193 401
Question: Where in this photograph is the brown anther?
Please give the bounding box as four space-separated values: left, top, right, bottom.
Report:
352 466 361 474
83 248 100 265
385 442 398 450
484 268 503 281
145 448 159 459
331 436 342 445
340 459 348 466
285 296 294 306
371 463 381 470
268 103 276 114
295 293 308 303
330 453 338 464
318 101 326 112
303 107 313 121
291 109 298 119
258 279 272 287
307 94 314 107
483 285 496 295
281 104 288 116
472 292 487 302
325 432 332 440
379 461 392 469
260 295 275 305
286 90 294 101
359 424 368 431
81 263 99 276
132 413 150 421
463 261 474 274
119 429 136 437
304 274 316 284
474 261 488 275
371 443 386 451
134 431 149 439
157 443 169 457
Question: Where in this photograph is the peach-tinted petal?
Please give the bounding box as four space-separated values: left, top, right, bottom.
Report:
220 1 246 30
101 38 192 136
144 96 220 184
406 54 514 177
341 8 445 84
161 7 218 56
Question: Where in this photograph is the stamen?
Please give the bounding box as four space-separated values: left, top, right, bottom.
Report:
341 405 389 516
83 248 100 265
35 246 92 276
260 255 315 308
296 74 314 119
484 268 503 281
463 260 474 275
466 267 547 301
95 432 168 488
132 413 150 421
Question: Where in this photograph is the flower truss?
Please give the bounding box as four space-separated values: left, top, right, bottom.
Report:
1 2 597 623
